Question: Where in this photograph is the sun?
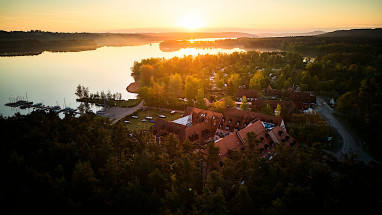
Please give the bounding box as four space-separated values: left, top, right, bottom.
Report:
178 14 206 30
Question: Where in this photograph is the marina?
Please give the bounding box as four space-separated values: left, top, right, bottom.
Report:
4 97 81 115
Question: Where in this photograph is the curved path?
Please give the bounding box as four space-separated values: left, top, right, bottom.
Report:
314 97 377 164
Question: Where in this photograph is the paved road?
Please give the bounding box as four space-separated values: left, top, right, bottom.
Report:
314 97 377 164
100 101 144 125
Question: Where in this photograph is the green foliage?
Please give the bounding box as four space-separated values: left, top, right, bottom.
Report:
185 76 202 103
195 88 206 109
1 111 382 214
240 96 249 111
140 64 155 86
261 103 273 115
228 73 241 95
249 70 263 90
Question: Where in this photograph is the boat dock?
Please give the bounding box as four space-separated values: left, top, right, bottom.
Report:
5 97 82 115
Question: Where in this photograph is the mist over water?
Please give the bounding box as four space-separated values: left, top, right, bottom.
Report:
0 42 246 117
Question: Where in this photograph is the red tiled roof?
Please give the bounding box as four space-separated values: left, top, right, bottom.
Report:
214 132 243 159
265 85 282 97
153 118 187 142
155 107 222 143
236 89 258 99
219 108 283 133
268 126 296 147
237 121 274 154
289 92 316 104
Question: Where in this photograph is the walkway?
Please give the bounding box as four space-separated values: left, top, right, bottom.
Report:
314 97 377 164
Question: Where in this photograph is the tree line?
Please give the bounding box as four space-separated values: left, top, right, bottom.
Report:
75 84 122 101
1 111 381 214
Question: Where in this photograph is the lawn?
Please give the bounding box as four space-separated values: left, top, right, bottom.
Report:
119 108 183 131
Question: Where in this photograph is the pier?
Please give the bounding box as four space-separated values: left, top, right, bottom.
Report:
5 97 82 115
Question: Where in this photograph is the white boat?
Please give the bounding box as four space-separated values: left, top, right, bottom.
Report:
159 115 166 118
132 115 139 119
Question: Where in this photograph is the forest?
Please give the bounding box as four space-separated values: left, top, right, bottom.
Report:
1 111 381 214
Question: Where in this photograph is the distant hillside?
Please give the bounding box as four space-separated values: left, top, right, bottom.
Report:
317 28 382 38
256 31 326 37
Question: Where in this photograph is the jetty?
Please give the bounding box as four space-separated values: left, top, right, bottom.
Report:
4 96 81 115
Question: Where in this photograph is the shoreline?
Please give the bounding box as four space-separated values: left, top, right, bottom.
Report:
126 82 140 93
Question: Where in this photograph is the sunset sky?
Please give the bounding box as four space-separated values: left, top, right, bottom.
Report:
1 0 381 33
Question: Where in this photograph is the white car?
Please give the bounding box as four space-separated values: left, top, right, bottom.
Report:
159 115 166 118
146 116 153 120
170 111 175 114
132 116 139 119
142 119 147 122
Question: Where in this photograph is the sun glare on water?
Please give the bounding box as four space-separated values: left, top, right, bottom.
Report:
178 14 206 30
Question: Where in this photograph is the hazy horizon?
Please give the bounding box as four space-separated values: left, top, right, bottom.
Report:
1 0 381 33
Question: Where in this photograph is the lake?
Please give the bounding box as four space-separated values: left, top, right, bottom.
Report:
0 42 246 117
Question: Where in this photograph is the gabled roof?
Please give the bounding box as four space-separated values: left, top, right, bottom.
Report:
155 107 222 143
215 132 243 159
289 92 316 104
220 108 283 132
237 121 273 154
153 118 187 141
236 89 258 99
268 126 296 147
264 85 282 97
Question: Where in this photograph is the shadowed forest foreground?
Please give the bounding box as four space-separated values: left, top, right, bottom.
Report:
1 111 381 214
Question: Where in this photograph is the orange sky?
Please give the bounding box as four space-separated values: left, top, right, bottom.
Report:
1 0 381 32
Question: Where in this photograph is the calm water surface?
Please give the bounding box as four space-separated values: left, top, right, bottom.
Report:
0 42 246 117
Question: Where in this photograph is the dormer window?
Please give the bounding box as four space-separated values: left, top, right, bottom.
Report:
219 124 222 128
228 119 232 123
213 116 215 119
237 121 240 125
260 137 264 143
222 118 225 122
225 125 230 130
278 130 284 137
234 128 238 132
244 123 247 127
